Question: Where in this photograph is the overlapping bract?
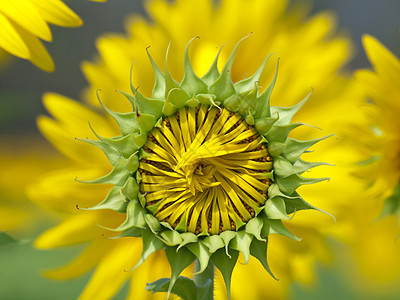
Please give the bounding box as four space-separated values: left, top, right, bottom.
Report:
81 38 330 297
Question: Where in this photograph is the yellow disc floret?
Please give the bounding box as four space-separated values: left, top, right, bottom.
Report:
139 105 272 234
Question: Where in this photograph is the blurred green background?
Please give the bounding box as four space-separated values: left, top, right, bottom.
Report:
0 0 399 299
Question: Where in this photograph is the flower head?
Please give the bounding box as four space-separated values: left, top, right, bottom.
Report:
78 36 329 296
0 0 82 71
29 0 362 299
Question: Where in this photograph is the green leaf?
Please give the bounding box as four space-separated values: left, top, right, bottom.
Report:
281 136 333 164
186 241 212 274
181 37 208 96
276 174 329 195
146 46 166 100
234 54 273 93
146 276 213 300
202 235 225 254
245 217 266 241
264 197 291 220
211 248 239 300
270 90 312 126
165 246 196 298
0 232 17 246
85 186 128 213
250 238 277 280
229 231 252 264
130 229 165 270
114 200 147 231
201 46 222 86
159 230 183 246
77 157 130 186
261 219 300 241
76 138 120 165
254 58 279 120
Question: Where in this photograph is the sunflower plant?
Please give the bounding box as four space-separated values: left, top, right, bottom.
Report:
75 35 330 299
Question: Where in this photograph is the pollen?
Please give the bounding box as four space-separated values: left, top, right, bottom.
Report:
139 105 272 235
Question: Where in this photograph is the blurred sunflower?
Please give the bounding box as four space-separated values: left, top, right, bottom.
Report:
28 0 367 299
342 35 400 294
0 0 82 71
0 136 64 240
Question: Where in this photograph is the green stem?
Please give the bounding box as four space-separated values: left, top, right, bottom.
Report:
194 259 214 300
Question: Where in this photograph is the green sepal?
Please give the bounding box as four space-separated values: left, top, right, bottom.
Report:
264 122 303 144
146 276 212 300
201 46 222 86
130 228 165 270
97 91 139 135
202 235 225 254
0 232 18 246
209 35 249 101
160 221 175 231
264 197 291 220
114 200 146 231
165 246 196 298
268 183 301 200
196 94 220 108
76 138 120 165
185 95 200 108
85 186 127 213
163 96 178 116
276 174 329 195
229 231 252 264
281 136 333 164
175 212 188 233
133 132 147 148
283 193 335 220
177 232 198 251
111 227 142 239
211 248 239 300
121 177 139 200
219 231 236 258
146 46 166 100
267 141 286 157
250 238 277 280
101 134 139 159
380 183 400 219
137 113 157 133
245 217 266 241
167 88 191 109
254 115 278 136
261 219 301 241
127 153 139 172
145 214 162 233
273 156 328 178
234 54 272 93
147 201 162 214
237 84 258 117
186 241 212 274
223 93 244 113
270 91 311 126
77 158 130 186
181 37 208 96
254 58 279 120
159 230 183 246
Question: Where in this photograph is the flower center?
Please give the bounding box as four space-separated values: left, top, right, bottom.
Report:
139 105 272 235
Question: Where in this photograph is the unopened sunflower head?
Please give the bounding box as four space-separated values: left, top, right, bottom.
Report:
79 36 330 296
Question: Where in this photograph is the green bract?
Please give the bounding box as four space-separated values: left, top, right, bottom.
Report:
79 36 331 298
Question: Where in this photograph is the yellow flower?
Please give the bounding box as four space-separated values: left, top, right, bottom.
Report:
345 35 400 294
0 0 82 71
0 136 64 236
29 0 366 299
355 35 400 212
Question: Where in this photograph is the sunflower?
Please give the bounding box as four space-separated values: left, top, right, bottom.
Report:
0 0 83 71
29 0 366 299
343 35 400 293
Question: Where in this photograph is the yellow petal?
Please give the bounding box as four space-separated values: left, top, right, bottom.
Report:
363 34 400 78
12 21 54 71
0 0 52 41
79 239 140 300
35 214 100 249
0 13 29 58
44 239 113 279
30 0 82 27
